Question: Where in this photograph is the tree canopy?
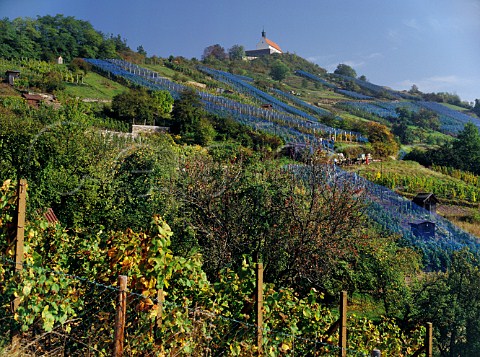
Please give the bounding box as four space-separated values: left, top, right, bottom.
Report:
406 122 480 175
473 99 480 116
202 44 227 61
269 60 290 81
111 88 173 125
170 89 216 145
0 15 130 61
228 44 245 61
334 63 357 78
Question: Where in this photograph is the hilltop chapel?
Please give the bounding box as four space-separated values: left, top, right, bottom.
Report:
245 30 283 59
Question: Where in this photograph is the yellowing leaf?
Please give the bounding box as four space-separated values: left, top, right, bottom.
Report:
280 342 291 352
22 284 32 296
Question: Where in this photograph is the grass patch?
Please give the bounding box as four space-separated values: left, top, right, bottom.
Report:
442 103 470 112
63 72 128 100
348 292 385 320
142 64 178 78
0 83 20 97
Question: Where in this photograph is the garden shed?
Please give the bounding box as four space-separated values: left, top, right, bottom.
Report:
409 220 435 239
5 70 20 85
413 193 438 213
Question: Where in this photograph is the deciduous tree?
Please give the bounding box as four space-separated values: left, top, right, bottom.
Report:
334 63 357 78
473 99 480 116
111 88 173 125
228 44 245 61
171 89 215 145
173 155 370 297
411 249 480 356
452 122 480 173
270 60 289 82
202 44 227 61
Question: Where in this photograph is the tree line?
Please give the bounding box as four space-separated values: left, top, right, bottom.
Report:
406 122 480 175
0 14 133 62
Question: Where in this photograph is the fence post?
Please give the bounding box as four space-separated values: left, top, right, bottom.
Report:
13 179 27 310
426 322 433 357
339 291 347 357
155 288 165 345
256 261 264 356
12 179 27 348
114 275 128 357
14 179 27 273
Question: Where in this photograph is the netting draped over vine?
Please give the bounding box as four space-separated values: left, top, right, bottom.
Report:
84 59 368 147
287 164 480 268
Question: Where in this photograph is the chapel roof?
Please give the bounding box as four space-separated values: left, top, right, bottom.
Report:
265 37 282 52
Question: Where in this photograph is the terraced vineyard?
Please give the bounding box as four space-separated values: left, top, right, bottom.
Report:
82 58 480 269
85 59 368 148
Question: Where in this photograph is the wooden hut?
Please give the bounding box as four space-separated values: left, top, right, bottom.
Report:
413 193 438 213
5 70 20 85
410 220 435 239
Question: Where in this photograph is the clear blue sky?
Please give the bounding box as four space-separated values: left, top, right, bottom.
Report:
2 0 479 102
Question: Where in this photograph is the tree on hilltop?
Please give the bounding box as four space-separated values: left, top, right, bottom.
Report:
0 15 132 61
136 45 147 57
334 63 357 78
473 99 480 117
202 44 227 61
228 44 245 61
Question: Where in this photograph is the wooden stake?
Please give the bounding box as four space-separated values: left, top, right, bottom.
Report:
14 179 27 273
113 275 128 357
13 179 27 311
426 322 433 357
339 291 347 357
256 262 264 356
12 179 27 348
156 289 164 329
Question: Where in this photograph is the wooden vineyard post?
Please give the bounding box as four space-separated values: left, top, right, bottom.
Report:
13 179 27 310
426 322 433 357
410 322 434 357
14 180 27 270
156 289 165 329
12 179 27 348
256 261 264 356
114 275 128 357
339 291 347 357
155 288 165 345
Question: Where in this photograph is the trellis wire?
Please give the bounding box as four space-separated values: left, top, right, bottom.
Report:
0 256 372 356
